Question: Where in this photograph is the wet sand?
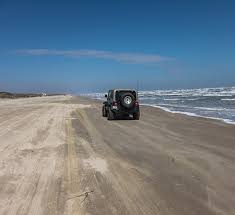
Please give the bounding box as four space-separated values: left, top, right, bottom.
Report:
0 96 234 215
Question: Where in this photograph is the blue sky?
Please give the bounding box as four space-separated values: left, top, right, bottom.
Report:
0 0 235 93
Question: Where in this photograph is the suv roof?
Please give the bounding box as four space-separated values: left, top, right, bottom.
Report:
111 89 137 92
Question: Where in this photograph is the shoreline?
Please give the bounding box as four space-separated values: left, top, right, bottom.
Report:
141 103 235 125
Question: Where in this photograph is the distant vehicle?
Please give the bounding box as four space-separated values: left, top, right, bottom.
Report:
102 89 140 120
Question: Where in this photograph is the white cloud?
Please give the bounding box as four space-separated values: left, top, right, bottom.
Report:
16 49 174 64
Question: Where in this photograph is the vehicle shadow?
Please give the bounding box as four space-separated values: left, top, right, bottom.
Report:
113 116 135 121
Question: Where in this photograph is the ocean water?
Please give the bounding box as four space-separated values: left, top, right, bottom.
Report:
84 87 235 124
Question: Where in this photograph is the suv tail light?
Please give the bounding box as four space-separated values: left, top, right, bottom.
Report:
112 101 118 110
135 101 139 106
112 101 118 106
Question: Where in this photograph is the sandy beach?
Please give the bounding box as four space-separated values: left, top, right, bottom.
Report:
0 95 234 215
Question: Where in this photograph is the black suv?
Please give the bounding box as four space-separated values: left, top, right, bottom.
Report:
102 89 140 120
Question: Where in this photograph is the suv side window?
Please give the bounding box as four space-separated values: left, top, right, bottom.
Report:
108 90 113 101
110 90 114 100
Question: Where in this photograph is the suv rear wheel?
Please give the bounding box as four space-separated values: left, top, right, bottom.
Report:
133 111 140 120
108 109 115 120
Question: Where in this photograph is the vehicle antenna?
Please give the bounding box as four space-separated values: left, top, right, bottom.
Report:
137 80 139 99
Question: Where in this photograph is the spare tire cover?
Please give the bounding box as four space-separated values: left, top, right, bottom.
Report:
121 93 135 108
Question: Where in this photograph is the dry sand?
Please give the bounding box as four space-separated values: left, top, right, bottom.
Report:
0 96 234 215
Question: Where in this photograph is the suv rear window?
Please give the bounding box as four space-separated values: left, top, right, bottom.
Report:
115 90 137 100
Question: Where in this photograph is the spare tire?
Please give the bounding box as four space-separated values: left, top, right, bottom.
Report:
120 93 135 109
